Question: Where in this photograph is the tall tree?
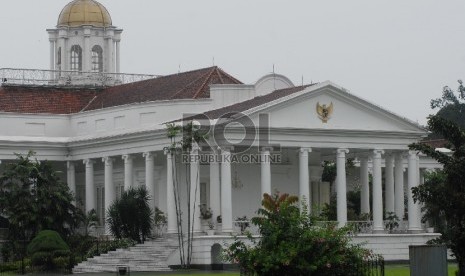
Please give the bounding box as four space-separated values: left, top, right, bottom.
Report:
410 81 465 275
0 152 81 245
166 121 205 268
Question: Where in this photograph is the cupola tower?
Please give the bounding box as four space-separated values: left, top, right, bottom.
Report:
47 0 123 75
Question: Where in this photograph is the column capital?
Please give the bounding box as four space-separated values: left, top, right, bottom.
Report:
83 159 95 166
336 148 349 156
372 149 385 157
122 154 133 161
298 147 312 154
164 147 173 155
143 152 156 159
66 161 75 169
261 147 273 153
102 156 114 164
408 150 419 157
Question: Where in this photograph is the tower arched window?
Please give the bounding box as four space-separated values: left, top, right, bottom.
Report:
57 47 62 67
70 45 82 71
91 45 103 72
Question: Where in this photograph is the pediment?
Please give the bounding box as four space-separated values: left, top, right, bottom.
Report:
245 82 425 134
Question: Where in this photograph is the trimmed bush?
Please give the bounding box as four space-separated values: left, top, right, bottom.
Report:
27 230 70 269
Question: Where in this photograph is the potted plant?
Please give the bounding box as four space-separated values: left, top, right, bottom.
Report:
385 212 400 233
206 222 215 236
235 216 250 234
216 215 222 233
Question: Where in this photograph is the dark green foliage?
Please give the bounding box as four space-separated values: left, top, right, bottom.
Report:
225 192 375 276
321 191 365 221
27 230 69 256
85 238 136 259
106 186 153 243
428 80 465 139
410 114 465 275
0 152 81 246
27 230 70 269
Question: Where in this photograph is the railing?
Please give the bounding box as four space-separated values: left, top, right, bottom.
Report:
357 254 385 276
0 68 159 87
317 220 412 234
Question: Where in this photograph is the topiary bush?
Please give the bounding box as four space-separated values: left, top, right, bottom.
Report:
27 230 70 270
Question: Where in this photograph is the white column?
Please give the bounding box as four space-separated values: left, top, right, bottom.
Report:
394 153 405 219
385 153 395 214
122 154 133 191
221 147 233 233
57 35 65 71
63 37 69 71
115 40 121 73
209 149 221 223
190 145 201 233
83 28 90 72
103 157 115 234
336 148 349 227
261 148 272 196
372 149 384 232
143 152 156 211
165 150 177 234
84 159 95 212
408 151 422 232
299 148 311 212
49 39 55 70
106 38 114 73
67 161 76 203
360 157 370 215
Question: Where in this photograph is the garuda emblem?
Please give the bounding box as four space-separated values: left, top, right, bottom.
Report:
316 102 333 123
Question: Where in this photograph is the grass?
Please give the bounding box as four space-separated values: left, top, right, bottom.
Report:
385 264 458 276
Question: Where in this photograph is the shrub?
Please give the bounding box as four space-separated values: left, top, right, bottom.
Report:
27 230 70 269
106 187 153 243
225 192 377 276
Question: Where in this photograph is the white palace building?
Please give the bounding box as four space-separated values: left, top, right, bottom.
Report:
0 0 443 271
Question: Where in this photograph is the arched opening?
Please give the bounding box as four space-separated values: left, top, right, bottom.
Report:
211 243 223 270
57 47 62 70
91 45 103 73
70 45 82 72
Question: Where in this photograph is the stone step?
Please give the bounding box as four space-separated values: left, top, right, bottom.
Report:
72 237 178 273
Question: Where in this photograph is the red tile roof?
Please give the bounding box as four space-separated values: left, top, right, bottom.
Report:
83 66 242 111
0 66 242 114
0 85 99 114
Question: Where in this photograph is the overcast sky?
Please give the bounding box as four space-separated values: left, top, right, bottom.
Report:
1 0 464 124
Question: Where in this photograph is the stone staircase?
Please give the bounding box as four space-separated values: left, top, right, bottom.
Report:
73 236 178 273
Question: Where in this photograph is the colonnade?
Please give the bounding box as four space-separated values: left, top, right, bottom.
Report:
67 147 423 235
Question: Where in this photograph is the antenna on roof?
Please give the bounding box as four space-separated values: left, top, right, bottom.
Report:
272 64 275 74
301 75 304 86
212 57 215 66
178 64 181 74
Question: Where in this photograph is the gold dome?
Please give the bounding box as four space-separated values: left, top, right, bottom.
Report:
58 0 112 27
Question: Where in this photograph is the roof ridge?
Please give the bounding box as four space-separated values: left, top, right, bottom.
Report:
215 66 242 84
171 67 217 99
192 67 218 99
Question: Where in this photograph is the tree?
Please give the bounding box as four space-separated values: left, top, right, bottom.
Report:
166 122 206 267
0 152 81 246
409 113 465 275
225 192 376 276
427 80 465 139
106 186 153 243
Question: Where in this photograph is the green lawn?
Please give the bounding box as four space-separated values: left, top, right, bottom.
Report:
385 264 458 276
